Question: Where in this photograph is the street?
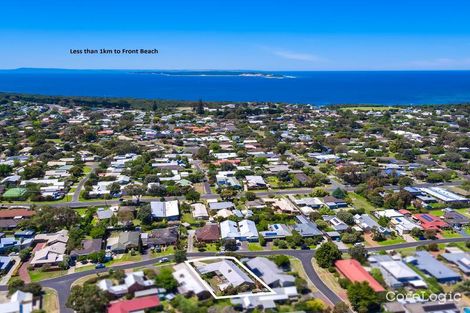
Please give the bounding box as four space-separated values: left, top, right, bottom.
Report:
3 237 467 313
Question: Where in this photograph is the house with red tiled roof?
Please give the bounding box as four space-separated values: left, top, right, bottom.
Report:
108 295 160 313
413 213 449 231
335 259 385 292
0 208 35 219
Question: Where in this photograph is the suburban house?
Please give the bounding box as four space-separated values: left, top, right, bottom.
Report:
191 203 209 220
106 231 141 254
0 208 35 229
292 216 322 237
98 271 155 297
172 263 210 299
324 216 349 232
322 196 348 209
195 224 220 243
30 229 69 267
208 201 234 211
443 209 470 228
369 255 426 289
406 251 461 284
150 200 179 220
142 227 178 248
70 239 103 260
441 247 470 275
0 290 34 313
220 220 240 239
246 257 295 288
335 259 385 292
197 259 255 291
107 295 161 313
245 175 267 189
412 213 449 232
0 256 14 274
238 219 259 241
260 224 292 240
419 187 468 204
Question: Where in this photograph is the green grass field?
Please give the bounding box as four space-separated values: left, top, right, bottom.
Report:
441 230 462 238
378 237 406 246
105 253 142 266
29 269 67 282
247 243 264 251
349 192 377 213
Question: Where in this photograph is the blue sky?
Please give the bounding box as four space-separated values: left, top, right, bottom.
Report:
2 0 470 70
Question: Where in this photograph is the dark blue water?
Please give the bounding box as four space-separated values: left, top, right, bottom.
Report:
1 69 470 105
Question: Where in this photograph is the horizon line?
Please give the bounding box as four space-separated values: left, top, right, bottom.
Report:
3 67 470 72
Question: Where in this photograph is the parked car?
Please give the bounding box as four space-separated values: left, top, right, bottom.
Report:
95 263 106 269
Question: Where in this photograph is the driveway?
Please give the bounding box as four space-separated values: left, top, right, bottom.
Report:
187 230 195 253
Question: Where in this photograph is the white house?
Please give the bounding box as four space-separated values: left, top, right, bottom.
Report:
150 200 179 220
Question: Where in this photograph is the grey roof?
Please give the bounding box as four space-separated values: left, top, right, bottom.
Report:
96 208 113 219
246 257 295 287
208 201 234 210
411 251 461 281
146 227 178 246
293 216 322 237
70 239 102 257
355 213 381 229
441 252 470 275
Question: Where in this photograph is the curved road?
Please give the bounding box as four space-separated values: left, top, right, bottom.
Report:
72 163 98 202
5 237 467 312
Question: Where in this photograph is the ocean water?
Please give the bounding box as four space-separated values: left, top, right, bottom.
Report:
1 69 470 105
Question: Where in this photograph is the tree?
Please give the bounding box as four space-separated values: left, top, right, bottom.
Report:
273 255 290 268
424 229 437 240
22 282 43 297
245 191 257 201
297 298 325 312
108 182 121 195
332 301 350 313
332 188 347 199
372 229 386 242
377 216 390 227
8 278 25 295
336 211 354 225
220 188 237 200
174 249 187 263
315 242 342 268
223 239 238 251
155 267 178 291
185 189 200 202
349 245 368 264
195 147 211 163
347 281 381 312
66 284 109 313
19 247 32 262
21 206 79 232
90 223 106 239
258 234 266 246
137 206 153 225
411 227 424 238
195 99 205 115
0 164 12 177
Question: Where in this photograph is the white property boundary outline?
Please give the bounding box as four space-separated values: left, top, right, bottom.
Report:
185 256 277 299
